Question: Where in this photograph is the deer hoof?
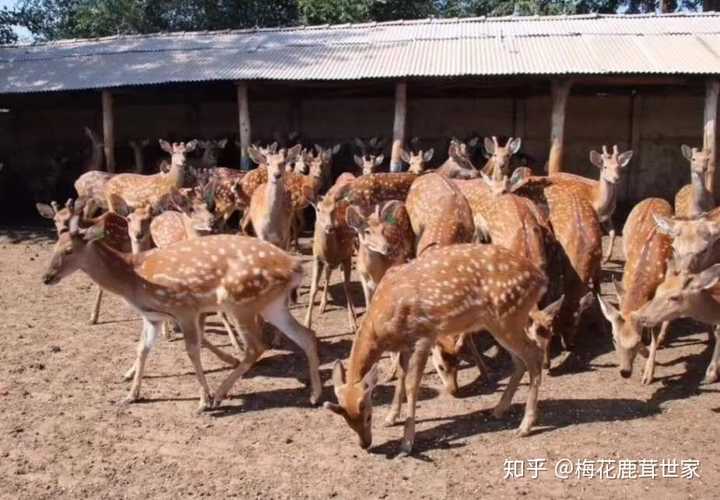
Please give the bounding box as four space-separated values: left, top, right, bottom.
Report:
702 367 719 385
641 371 654 386
492 405 508 419
118 395 137 407
399 439 414 456
122 367 135 382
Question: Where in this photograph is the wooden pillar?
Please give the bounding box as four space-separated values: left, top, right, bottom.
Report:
236 82 252 170
704 79 719 194
101 90 115 173
547 79 572 174
627 91 642 200
390 82 407 172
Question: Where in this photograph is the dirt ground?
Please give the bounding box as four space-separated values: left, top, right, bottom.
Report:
1 227 719 499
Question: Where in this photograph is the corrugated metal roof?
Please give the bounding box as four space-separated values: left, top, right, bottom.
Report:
1 13 720 94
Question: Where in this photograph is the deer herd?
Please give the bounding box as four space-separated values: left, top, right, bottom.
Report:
34 131 720 455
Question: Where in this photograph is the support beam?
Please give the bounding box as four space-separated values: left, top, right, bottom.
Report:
703 80 719 195
390 82 407 172
236 82 252 171
547 79 572 174
101 90 115 173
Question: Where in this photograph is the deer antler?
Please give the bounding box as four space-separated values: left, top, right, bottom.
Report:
602 145 609 156
613 144 619 156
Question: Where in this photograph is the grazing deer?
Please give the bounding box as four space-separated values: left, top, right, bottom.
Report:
674 145 715 218
551 145 633 263
400 148 433 174
42 201 322 409
105 140 197 212
346 201 415 306
129 139 150 173
597 198 673 384
304 176 358 331
245 144 301 249
325 244 548 453
436 139 480 179
481 136 522 180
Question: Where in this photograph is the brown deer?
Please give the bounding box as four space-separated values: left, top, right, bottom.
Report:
481 136 522 180
324 244 548 453
653 209 720 274
105 140 198 212
399 148 433 174
597 198 673 384
244 144 301 249
192 139 228 169
354 153 385 175
674 145 715 218
346 201 415 306
129 139 150 173
551 145 633 263
42 201 322 409
285 151 329 248
304 176 358 331
436 139 480 179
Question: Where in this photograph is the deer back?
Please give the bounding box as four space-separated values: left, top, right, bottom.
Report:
238 166 268 203
674 184 694 218
345 172 417 211
150 211 191 248
75 171 114 209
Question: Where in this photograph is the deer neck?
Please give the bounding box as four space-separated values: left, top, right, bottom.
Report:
690 170 714 215
593 175 617 218
264 176 287 223
359 245 391 284
346 321 383 386
166 162 186 189
181 212 199 239
81 241 143 300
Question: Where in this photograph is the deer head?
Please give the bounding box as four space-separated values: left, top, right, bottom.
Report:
291 150 312 175
681 144 711 180
654 214 720 273
400 148 433 174
314 143 342 165
484 136 522 179
479 168 531 196
159 140 198 169
126 203 156 253
354 153 384 175
248 144 301 182
346 201 404 256
447 139 479 174
597 293 649 379
324 361 378 449
527 296 565 352
197 139 228 167
589 145 633 184
36 200 73 234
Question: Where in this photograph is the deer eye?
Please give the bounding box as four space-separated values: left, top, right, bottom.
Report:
669 295 682 303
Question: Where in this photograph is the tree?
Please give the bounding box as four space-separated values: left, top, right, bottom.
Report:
1 8 21 44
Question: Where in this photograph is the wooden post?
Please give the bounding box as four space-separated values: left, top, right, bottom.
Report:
703 79 719 195
236 82 252 170
101 90 115 173
547 79 572 174
627 91 642 200
390 82 407 172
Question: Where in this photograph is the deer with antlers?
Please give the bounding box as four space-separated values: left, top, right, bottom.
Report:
550 145 633 263
42 200 322 409
104 140 197 213
399 148 433 174
597 198 673 384
674 145 715 218
324 244 548 453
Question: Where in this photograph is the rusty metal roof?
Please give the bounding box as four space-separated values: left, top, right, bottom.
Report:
1 13 720 94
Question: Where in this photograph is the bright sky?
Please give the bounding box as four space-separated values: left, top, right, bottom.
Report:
1 0 33 43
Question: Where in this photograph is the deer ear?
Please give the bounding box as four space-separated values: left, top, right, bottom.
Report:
508 167 530 192
353 155 364 168
484 137 495 155
681 144 693 161
36 203 56 219
332 143 342 155
374 154 384 166
331 360 346 399
423 148 434 163
109 194 131 217
346 205 365 233
617 150 633 167
694 264 720 290
217 138 228 149
467 136 479 148
400 148 411 163
508 137 522 154
380 200 402 224
159 139 172 153
597 295 620 323
353 137 365 150
247 145 265 166
323 401 346 416
286 144 302 163
362 364 378 392
542 295 564 320
185 140 199 152
654 214 678 237
589 150 603 168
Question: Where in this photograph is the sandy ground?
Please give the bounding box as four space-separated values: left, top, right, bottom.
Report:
0 227 719 499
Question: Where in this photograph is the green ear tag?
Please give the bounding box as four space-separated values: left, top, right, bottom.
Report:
385 213 397 226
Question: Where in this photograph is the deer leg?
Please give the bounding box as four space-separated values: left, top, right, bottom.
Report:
263 296 322 405
492 353 526 419
400 338 432 455
359 273 372 309
516 343 543 437
89 287 103 325
178 316 214 412
320 265 333 313
384 350 409 427
656 320 670 349
219 312 244 354
384 353 401 383
602 220 616 264
642 323 667 385
121 318 161 405
703 325 720 385
465 333 492 379
304 257 324 328
341 259 357 332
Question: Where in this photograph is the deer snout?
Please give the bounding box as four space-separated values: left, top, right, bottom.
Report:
42 271 59 285
619 368 632 379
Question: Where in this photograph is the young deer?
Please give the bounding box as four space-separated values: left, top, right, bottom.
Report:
105 140 198 212
304 176 358 331
597 198 673 384
346 201 415 306
285 151 328 249
674 145 715 218
129 139 150 173
42 201 322 409
324 244 548 453
354 153 385 175
551 145 633 263
399 148 433 174
245 144 301 249
436 139 480 180
481 136 522 180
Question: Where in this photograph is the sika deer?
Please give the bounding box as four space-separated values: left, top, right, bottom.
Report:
551 145 633 263
399 148 433 174
304 176 358 331
481 136 522 180
346 201 414 306
325 244 548 453
674 145 715 218
653 210 720 274
105 140 197 212
436 139 480 180
354 153 385 175
597 198 673 384
42 201 322 409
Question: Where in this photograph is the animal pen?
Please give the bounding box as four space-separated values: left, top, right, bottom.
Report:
0 12 719 221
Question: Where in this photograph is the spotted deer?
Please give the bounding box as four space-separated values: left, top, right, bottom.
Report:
653 209 720 274
105 140 197 212
325 244 548 453
346 200 415 306
199 167 246 230
129 139 150 173
192 139 228 169
674 145 715 218
285 151 329 248
304 175 358 331
597 198 673 384
245 144 301 249
436 139 480 179
399 148 433 174
42 201 322 409
354 153 385 175
551 145 633 263
481 136 522 180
